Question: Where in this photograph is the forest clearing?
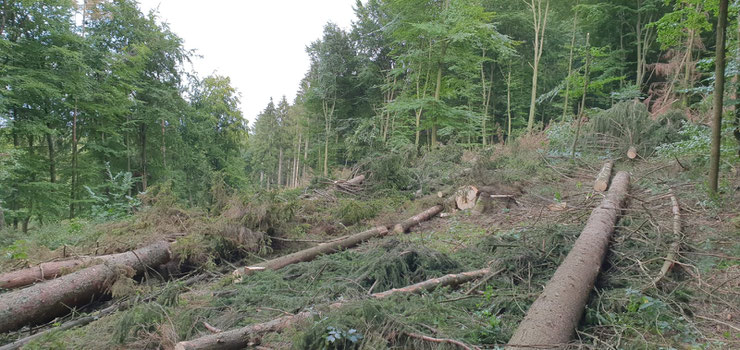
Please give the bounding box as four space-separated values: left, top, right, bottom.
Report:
1 0 740 349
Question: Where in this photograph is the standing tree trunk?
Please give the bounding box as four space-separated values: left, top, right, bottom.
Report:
161 118 167 170
735 10 740 157
302 135 309 184
507 172 630 348
571 33 591 160
506 64 513 143
0 204 5 230
709 0 729 193
480 49 494 145
140 123 147 191
526 0 550 132
322 99 335 177
277 148 283 188
432 41 448 146
46 125 56 183
562 6 578 120
70 102 79 218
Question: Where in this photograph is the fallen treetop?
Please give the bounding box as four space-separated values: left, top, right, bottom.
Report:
0 240 172 334
507 171 631 349
176 268 490 350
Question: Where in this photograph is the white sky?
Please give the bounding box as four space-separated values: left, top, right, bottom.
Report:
136 0 357 125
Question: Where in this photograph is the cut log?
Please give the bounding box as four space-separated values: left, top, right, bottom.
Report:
627 146 638 159
332 174 365 195
232 226 388 280
650 190 682 287
0 241 172 334
175 268 489 350
392 205 443 234
0 244 171 290
0 273 206 350
234 205 445 280
507 171 630 349
345 174 365 185
593 160 614 192
455 186 479 210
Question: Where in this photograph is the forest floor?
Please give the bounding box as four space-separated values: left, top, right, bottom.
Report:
1 138 738 349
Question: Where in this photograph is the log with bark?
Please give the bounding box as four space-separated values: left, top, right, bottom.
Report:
175 268 490 350
332 174 365 195
0 241 172 334
233 204 445 280
392 205 443 234
650 190 682 287
593 160 614 192
0 243 173 290
232 226 388 280
507 171 630 349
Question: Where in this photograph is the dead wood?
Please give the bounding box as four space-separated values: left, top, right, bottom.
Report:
593 160 614 192
650 189 682 287
234 204 445 280
332 174 365 195
507 171 631 348
455 186 479 210
175 268 489 350
392 205 443 234
232 226 389 280
0 242 173 290
627 146 638 159
0 241 172 334
0 273 206 350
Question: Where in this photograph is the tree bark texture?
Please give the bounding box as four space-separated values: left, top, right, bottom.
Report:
710 0 729 193
507 171 630 348
0 241 172 290
0 241 172 333
392 205 443 234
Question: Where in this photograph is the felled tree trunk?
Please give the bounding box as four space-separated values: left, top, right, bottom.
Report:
507 171 630 349
392 205 443 234
0 241 171 333
650 190 681 286
593 161 614 192
0 243 171 290
176 268 489 350
233 226 388 279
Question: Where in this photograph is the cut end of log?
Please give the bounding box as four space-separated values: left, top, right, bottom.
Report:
392 224 405 234
593 161 614 192
232 266 264 283
455 185 479 210
627 146 638 159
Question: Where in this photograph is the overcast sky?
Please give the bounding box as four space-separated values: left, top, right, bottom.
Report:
136 0 357 125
